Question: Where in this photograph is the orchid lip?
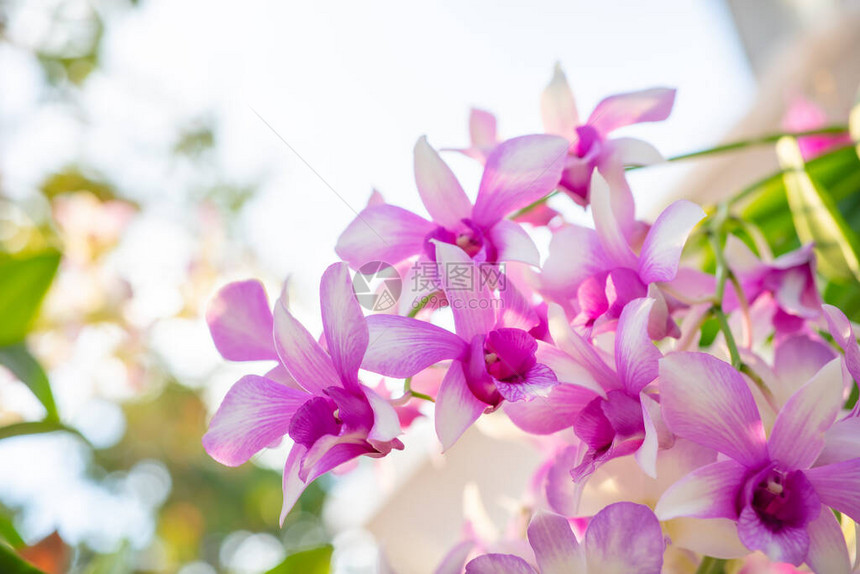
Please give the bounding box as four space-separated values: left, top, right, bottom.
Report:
740 464 820 533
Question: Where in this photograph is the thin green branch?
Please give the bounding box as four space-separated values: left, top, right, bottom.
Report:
512 126 848 219
628 125 849 170
0 420 88 444
708 205 743 369
408 292 441 318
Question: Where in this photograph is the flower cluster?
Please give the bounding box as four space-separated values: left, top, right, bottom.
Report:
203 67 860 572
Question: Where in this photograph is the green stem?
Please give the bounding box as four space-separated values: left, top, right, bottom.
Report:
408 292 440 318
401 377 435 403
695 556 727 574
708 205 742 369
409 391 435 403
0 420 88 444
512 126 848 219
627 125 849 170
510 190 560 220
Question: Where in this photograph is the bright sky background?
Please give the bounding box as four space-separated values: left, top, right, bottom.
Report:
3 0 756 308
0 0 757 570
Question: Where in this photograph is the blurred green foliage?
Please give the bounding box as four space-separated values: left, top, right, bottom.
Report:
740 143 860 320
265 545 333 574
0 251 61 346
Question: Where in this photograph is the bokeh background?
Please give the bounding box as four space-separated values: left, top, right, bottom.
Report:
1 1 858 572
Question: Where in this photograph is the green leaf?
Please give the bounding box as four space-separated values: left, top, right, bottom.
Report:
0 513 25 549
776 137 860 283
265 545 332 574
0 345 58 422
0 251 61 346
0 543 46 574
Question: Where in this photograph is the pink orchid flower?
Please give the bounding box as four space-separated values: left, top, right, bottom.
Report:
657 352 858 571
540 177 707 338
782 95 851 161
336 134 568 270
464 503 665 574
508 297 669 493
540 64 675 206
724 237 822 336
450 108 563 227
361 241 563 450
203 264 403 523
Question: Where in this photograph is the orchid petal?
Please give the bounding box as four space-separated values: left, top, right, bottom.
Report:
465 554 537 574
638 200 705 284
823 304 860 384
527 513 584 574
615 298 660 394
773 334 837 404
540 64 579 140
435 361 486 451
300 432 376 483
362 314 467 378
414 136 473 229
737 505 811 566
805 459 860 522
364 385 402 444
505 382 598 434
472 135 568 227
817 417 860 465
656 459 746 520
273 299 340 394
434 241 496 341
769 358 844 469
541 225 608 297
546 445 585 516
265 364 304 391
435 540 476 574
489 219 540 267
279 442 309 525
536 342 606 398
203 375 307 466
609 137 664 167
590 175 637 269
635 394 659 479
584 502 665 574
659 352 767 466
335 204 435 268
547 303 619 391
724 234 766 278
805 504 852 574
320 263 369 389
587 88 676 134
495 363 558 402
470 108 498 150
497 280 540 332
206 280 277 361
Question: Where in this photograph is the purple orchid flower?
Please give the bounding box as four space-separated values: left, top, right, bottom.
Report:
822 304 860 392
203 264 403 524
452 108 499 165
336 134 568 270
540 177 707 339
464 503 665 574
656 352 859 570
782 95 852 161
724 236 822 335
564 297 667 482
540 64 675 207
360 241 562 450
